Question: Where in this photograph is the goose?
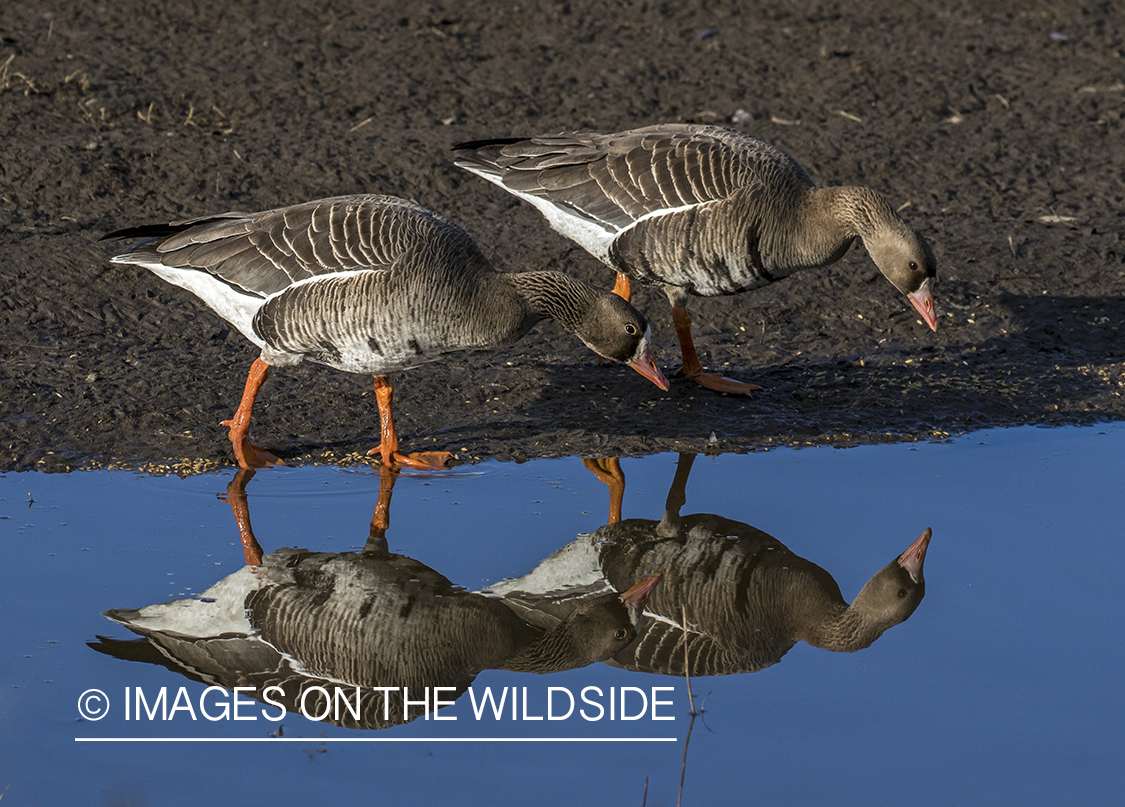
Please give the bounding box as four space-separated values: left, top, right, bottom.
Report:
485 454 931 676
98 546 660 730
596 519 931 675
103 194 669 470
454 123 938 395
96 458 660 730
489 516 930 677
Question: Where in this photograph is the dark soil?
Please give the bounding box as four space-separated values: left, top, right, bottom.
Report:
3 1 1123 473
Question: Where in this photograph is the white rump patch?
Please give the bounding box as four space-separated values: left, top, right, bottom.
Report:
113 256 266 348
459 169 620 262
476 537 605 598
109 566 258 637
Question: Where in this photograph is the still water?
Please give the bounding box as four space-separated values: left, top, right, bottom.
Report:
2 425 1122 805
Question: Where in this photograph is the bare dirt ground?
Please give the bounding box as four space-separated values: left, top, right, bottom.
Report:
2 1 1122 473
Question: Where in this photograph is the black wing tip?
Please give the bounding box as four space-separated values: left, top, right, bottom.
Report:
451 136 526 152
99 223 178 242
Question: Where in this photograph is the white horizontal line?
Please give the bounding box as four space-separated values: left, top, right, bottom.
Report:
76 736 678 743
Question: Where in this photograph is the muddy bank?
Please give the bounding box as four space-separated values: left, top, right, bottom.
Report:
2 1 1122 473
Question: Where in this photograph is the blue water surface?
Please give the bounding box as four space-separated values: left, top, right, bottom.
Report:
2 425 1122 806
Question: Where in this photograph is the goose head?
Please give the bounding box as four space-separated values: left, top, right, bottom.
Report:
505 573 661 673
839 527 931 648
578 292 670 390
865 225 938 332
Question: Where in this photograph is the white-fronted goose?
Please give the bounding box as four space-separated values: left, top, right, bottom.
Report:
598 519 930 675
98 546 659 729
98 465 660 729
485 454 931 676
454 124 938 395
489 518 930 677
103 194 669 470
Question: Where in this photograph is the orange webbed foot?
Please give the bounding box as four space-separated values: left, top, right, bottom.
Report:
222 419 285 469
675 367 761 396
367 445 453 471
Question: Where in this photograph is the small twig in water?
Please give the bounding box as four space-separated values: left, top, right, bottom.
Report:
682 604 696 716
678 603 697 807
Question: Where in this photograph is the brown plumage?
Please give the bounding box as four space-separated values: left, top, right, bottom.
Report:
455 124 938 395
103 194 668 469
99 546 659 730
484 454 931 677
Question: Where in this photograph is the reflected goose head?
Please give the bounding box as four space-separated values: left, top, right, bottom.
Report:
556 573 662 662
507 574 660 673
846 528 931 641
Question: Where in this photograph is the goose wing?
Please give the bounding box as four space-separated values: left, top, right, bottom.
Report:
106 194 464 298
455 124 805 240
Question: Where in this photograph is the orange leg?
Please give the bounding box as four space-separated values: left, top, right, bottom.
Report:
365 464 398 553
671 306 760 395
664 452 695 519
219 467 264 566
611 271 632 302
366 376 452 470
582 457 625 524
221 358 284 469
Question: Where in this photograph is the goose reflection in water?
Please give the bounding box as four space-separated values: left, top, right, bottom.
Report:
92 468 659 730
483 454 931 677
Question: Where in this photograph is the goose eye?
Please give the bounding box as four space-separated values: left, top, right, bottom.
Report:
625 324 638 336
897 588 907 598
614 628 628 640
908 261 918 271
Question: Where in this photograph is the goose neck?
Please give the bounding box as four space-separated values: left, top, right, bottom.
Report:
500 624 585 674
499 271 593 333
811 185 903 242
801 602 888 652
